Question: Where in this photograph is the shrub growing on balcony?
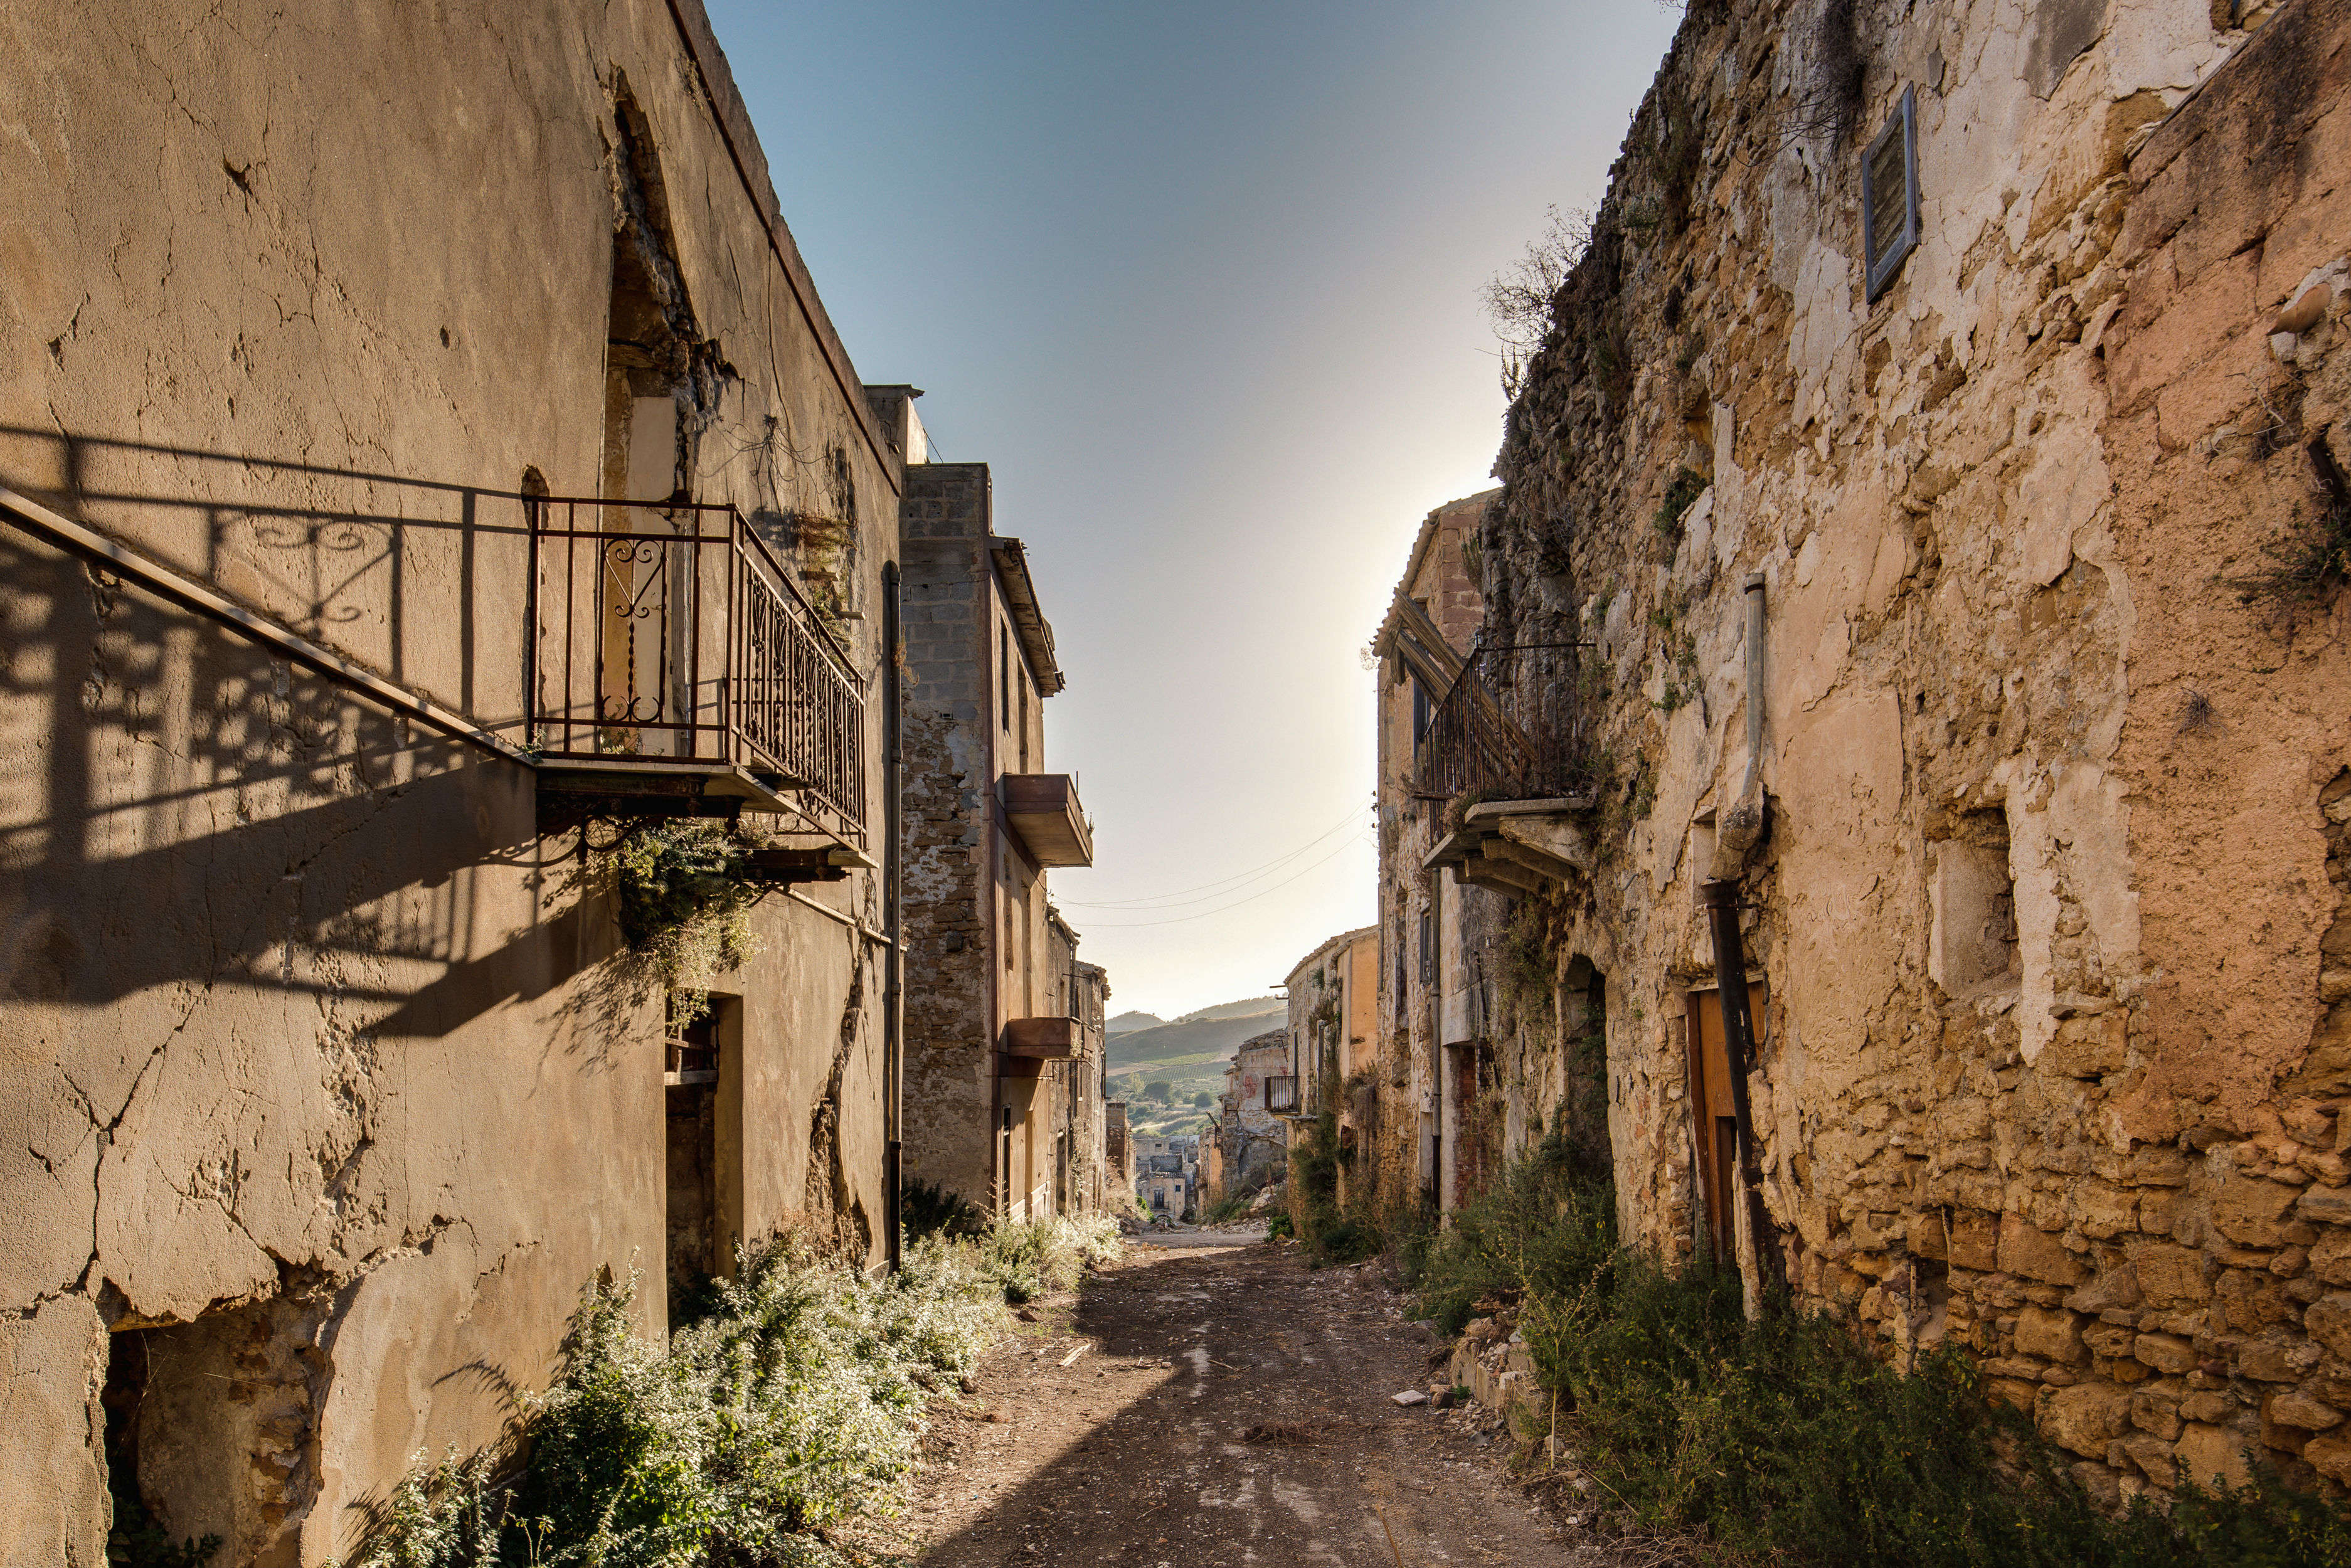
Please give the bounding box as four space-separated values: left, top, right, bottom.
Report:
610 822 763 1026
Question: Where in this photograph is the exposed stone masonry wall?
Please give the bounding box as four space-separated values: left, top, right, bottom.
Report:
898 465 995 1205
1473 0 2351 1501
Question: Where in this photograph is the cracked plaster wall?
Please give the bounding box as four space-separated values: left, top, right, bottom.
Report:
0 1 903 1561
1467 0 2351 1503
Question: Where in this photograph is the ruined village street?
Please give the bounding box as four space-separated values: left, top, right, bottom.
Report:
890 1237 1627 1568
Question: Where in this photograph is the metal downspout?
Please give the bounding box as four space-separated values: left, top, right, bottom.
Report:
883 561 905 1272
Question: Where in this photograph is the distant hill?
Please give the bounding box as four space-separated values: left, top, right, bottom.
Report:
1107 1003 1285 1072
1174 996 1283 1023
1105 1011 1164 1035
1104 997 1288 1121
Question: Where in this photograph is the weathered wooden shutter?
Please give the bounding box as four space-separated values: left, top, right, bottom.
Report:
1864 84 1919 302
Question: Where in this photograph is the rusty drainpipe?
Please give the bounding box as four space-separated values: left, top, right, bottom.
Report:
1701 571 1780 1313
883 561 905 1273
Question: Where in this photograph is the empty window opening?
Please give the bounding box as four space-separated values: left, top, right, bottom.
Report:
1928 808 2018 994
1418 910 1435 988
666 993 741 1319
1863 85 1919 302
999 623 1011 728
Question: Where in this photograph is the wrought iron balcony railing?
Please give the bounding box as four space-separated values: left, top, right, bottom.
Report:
1413 640 1595 805
526 497 866 839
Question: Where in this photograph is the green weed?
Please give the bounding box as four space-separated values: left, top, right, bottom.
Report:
1402 1142 2351 1566
332 1233 1006 1567
975 1214 1120 1305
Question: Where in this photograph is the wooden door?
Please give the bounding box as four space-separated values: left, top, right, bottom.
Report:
1687 983 1767 1266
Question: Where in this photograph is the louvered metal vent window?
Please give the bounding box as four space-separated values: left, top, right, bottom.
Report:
1863 85 1919 303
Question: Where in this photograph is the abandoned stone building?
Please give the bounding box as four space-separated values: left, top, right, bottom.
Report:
1377 0 2351 1503
1369 490 1536 1217
1205 1029 1293 1202
1277 927 1378 1197
1105 1098 1135 1196
0 2 1074 1560
1132 1132 1200 1221
897 456 1108 1222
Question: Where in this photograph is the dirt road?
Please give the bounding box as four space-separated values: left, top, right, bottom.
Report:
892 1237 1627 1567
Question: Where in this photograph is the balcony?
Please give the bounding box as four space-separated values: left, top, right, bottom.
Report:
527 497 866 844
1413 642 1593 808
1001 773 1093 867
1002 1015 1083 1059
1417 641 1596 894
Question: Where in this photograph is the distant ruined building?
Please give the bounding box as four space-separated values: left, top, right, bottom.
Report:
0 4 1111 1562
1364 0 2351 1503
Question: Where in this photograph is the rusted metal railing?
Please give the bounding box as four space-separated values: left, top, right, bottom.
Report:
526 497 866 837
1413 641 1594 804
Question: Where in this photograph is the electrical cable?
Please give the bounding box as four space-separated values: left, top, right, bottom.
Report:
1054 804 1372 910
1075 831 1374 928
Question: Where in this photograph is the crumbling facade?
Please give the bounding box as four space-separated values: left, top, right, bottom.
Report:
1207 1029 1293 1200
1369 493 1517 1215
1391 0 2351 1503
898 458 1105 1222
0 3 920 1562
1279 927 1378 1194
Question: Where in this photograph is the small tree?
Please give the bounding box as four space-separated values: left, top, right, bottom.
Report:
1192 1091 1213 1109
1144 1080 1171 1103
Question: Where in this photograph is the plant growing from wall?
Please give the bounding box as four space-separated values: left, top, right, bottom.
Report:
1652 465 1707 544
609 820 763 1028
2221 428 2351 608
1482 206 1591 397
1402 1137 2351 1564
1645 82 1705 237
1496 898 1563 1036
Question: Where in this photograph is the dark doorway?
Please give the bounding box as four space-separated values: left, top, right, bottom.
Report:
666 994 739 1318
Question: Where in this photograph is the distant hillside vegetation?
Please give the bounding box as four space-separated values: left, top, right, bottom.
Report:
1107 1002 1285 1073
1105 997 1289 1131
1105 1011 1164 1035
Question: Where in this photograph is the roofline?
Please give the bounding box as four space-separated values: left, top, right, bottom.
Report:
1371 489 1499 657
663 0 901 492
988 535 1066 695
1284 926 1378 989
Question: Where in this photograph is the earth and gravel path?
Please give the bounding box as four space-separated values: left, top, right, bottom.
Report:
886 1232 1636 1567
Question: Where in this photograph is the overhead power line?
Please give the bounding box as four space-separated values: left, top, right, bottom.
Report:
1056 804 1372 910
1073 831 1374 929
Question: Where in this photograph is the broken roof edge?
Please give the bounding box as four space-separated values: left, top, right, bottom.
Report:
1283 925 1378 990
1370 488 1501 659
987 534 1066 695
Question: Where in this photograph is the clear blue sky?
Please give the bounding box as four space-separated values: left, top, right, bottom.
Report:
705 1 1681 1017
